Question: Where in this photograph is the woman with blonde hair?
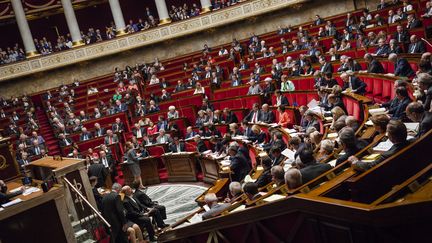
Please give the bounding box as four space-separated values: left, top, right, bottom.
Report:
330 106 346 130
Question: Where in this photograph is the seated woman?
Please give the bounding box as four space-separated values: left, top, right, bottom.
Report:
147 100 160 113
167 106 179 120
195 110 209 127
147 121 158 136
250 125 267 144
329 106 347 130
229 123 242 137
277 106 291 127
193 82 205 95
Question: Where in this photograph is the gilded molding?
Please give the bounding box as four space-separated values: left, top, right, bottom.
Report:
0 0 309 82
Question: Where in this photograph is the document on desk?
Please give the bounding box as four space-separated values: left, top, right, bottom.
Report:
404 122 419 132
230 205 246 213
281 148 295 160
2 198 23 208
220 160 231 166
369 108 387 115
263 194 286 203
23 187 40 196
373 140 393 152
188 213 203 224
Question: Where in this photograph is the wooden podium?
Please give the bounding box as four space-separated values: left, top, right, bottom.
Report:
0 137 21 181
0 179 75 243
162 152 198 182
121 156 160 186
199 156 224 184
25 156 96 221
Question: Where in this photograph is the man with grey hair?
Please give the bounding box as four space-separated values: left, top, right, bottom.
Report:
387 53 414 77
101 183 128 243
260 104 275 123
202 193 231 220
156 128 172 144
417 73 432 112
285 168 303 189
341 71 367 95
228 181 242 200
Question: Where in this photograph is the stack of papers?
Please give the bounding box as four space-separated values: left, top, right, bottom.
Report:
1 198 23 208
369 108 387 116
404 122 419 132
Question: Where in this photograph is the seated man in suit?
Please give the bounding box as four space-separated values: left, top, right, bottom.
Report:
271 165 286 187
58 133 72 147
388 87 411 120
169 137 186 152
112 118 125 133
94 123 106 137
185 126 198 139
122 185 164 242
29 131 45 145
131 181 167 220
201 193 231 220
299 149 332 183
244 103 262 123
30 140 46 156
372 38 390 57
336 127 369 165
104 129 119 145
387 53 415 77
284 168 303 189
79 127 93 141
0 180 24 204
194 135 208 153
349 120 410 172
243 182 261 207
156 129 172 144
114 100 128 113
259 104 275 123
362 53 385 74
255 156 273 188
274 90 289 106
227 145 251 182
270 146 286 166
408 35 426 54
341 71 367 95
406 102 432 139
132 123 145 139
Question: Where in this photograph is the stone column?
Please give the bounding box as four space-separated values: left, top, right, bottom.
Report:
108 0 127 35
155 0 171 25
200 0 212 13
60 0 84 47
11 0 38 57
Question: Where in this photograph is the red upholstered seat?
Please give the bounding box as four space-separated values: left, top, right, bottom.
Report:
148 146 165 157
185 142 197 152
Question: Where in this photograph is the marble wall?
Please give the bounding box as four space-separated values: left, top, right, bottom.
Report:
1 0 380 97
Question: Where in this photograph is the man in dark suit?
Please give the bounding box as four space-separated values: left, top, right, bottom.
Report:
274 90 289 106
112 118 125 133
259 104 275 123
255 157 272 188
230 67 242 87
122 186 164 241
388 87 411 120
408 35 426 54
0 180 24 205
228 145 251 182
350 120 410 171
319 56 333 74
131 181 167 220
299 149 332 183
105 130 120 145
101 183 128 243
270 146 286 166
341 72 367 95
406 102 432 139
364 53 385 74
222 108 238 124
132 123 146 139
58 133 72 147
169 137 186 152
373 38 390 57
30 140 45 156
244 103 262 123
114 100 128 113
393 25 410 43
88 160 108 188
185 126 198 139
79 127 93 141
99 150 117 183
388 53 415 77
94 123 105 137
406 14 422 29
239 59 249 70
194 135 208 152
376 0 387 10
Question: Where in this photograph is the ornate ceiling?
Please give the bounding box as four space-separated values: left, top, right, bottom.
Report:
0 0 108 21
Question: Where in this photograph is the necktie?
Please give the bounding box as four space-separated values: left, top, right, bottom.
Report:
411 44 416 53
35 147 40 155
102 158 108 168
109 137 113 144
137 129 141 138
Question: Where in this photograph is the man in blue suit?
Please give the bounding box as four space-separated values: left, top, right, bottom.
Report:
387 53 414 78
